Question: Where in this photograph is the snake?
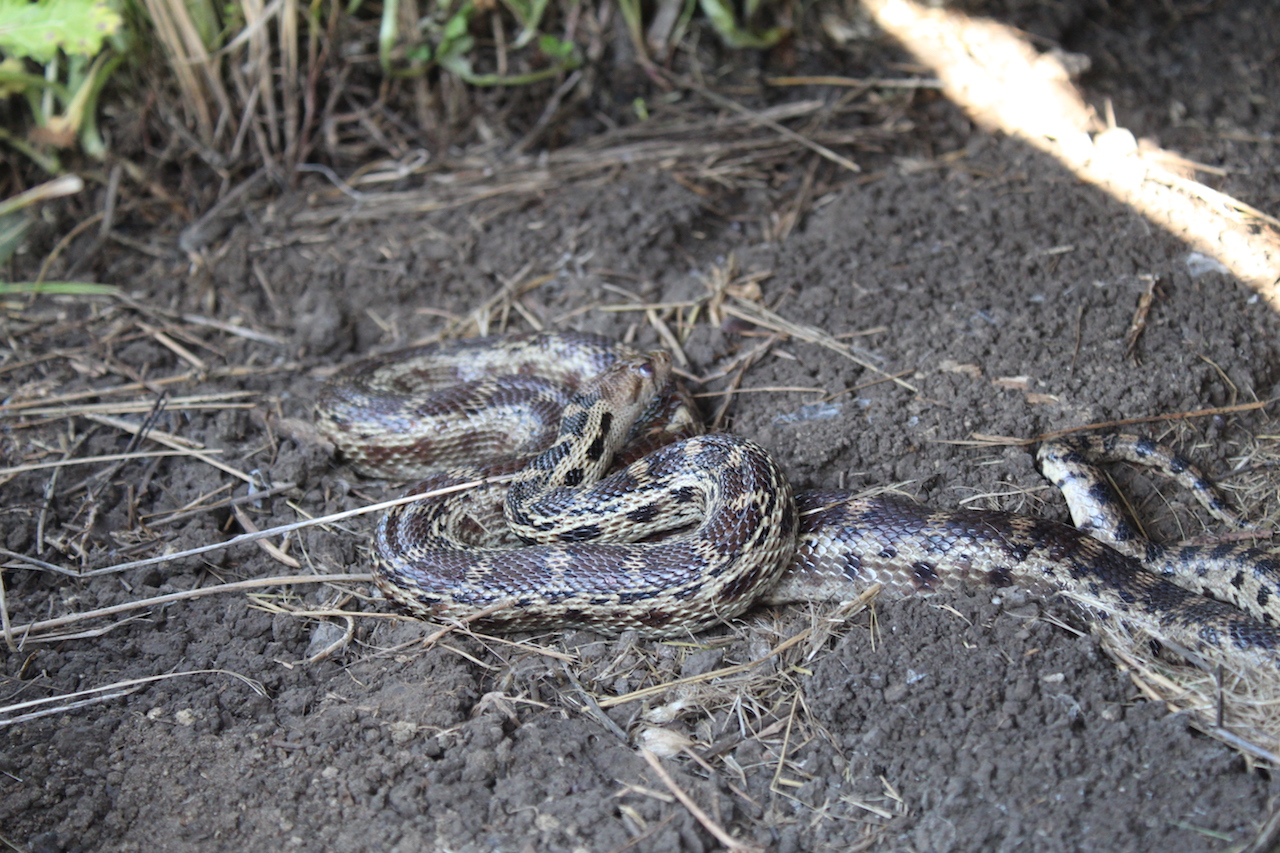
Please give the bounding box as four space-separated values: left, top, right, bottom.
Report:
315 332 1280 669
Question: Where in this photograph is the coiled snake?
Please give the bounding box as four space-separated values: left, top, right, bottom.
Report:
316 332 1280 669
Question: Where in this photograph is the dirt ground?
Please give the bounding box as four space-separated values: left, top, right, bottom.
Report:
4 2 1280 851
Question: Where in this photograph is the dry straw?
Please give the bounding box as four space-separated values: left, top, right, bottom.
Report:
5 282 1278 766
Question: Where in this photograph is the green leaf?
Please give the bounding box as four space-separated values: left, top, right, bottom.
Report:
0 209 31 267
537 32 574 61
499 0 548 48
499 0 529 24
0 173 82 217
697 0 784 49
376 0 399 73
0 280 120 295
0 0 123 63
440 7 471 44
0 58 71 100
434 7 474 69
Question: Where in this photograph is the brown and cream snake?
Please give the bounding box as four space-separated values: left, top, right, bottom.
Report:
316 332 1280 669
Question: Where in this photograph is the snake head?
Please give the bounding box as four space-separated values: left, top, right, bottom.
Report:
510 349 676 501
613 350 673 403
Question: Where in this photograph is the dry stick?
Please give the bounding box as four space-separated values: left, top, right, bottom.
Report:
35 434 73 547
766 75 943 89
292 108 874 226
446 272 555 339
7 573 374 640
0 548 81 576
0 572 12 652
965 400 1275 447
692 333 777 386
0 382 204 414
598 300 702 313
421 600 521 645
0 669 269 727
1034 401 1275 442
145 481 235 519
307 614 356 664
1 690 137 726
773 153 821 243
405 624 576 663
148 481 296 526
233 504 301 568
84 412 251 482
5 393 256 418
711 335 779 431
75 476 508 577
602 813 679 853
598 627 815 709
685 81 861 175
1124 274 1158 359
645 308 688 368
640 749 762 853
1103 636 1280 765
182 313 287 346
720 297 917 392
769 695 803 794
138 320 209 374
34 209 105 285
1247 802 1280 853
693 386 826 397
558 660 631 743
0 449 225 477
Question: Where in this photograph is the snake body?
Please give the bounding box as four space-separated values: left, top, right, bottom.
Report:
316 333 1280 667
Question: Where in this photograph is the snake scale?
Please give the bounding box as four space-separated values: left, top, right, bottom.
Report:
316 332 1280 669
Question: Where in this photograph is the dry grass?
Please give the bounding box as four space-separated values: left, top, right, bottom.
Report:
0 276 875 851
1096 427 1280 763
7 266 1280 850
4 9 1280 841
287 96 898 226
2 0 925 236
6 258 1280 765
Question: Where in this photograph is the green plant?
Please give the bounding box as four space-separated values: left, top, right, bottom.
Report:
377 0 578 85
0 173 83 269
698 0 785 49
615 0 783 62
0 0 127 170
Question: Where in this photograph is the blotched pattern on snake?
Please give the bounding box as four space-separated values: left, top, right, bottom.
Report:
316 332 1280 669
